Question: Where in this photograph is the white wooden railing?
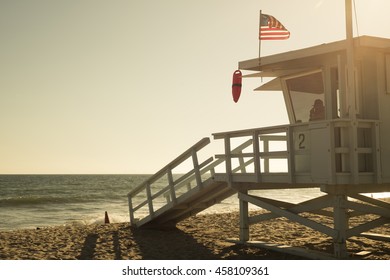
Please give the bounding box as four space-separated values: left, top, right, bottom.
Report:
127 119 380 226
127 137 213 225
213 119 381 186
127 136 256 225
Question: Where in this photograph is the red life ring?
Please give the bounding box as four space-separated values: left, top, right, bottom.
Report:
232 70 242 103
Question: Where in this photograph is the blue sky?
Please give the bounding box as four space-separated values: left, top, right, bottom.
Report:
1 0 390 174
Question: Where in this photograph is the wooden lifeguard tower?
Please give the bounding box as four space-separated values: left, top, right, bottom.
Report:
128 1 390 258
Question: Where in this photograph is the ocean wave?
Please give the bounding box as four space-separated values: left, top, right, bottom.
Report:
0 174 149 230
0 196 92 207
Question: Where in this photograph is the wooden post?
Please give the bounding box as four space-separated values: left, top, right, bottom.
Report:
192 149 203 188
224 136 233 185
239 190 249 242
167 169 177 204
253 131 262 183
328 122 337 184
286 127 295 183
146 182 154 218
350 121 359 184
128 195 135 225
333 194 349 258
372 122 382 183
345 0 357 119
263 138 270 173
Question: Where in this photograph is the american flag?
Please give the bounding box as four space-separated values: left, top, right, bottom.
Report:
259 14 290 40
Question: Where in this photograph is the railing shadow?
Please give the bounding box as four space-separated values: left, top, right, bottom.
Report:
77 230 122 260
77 233 99 260
113 230 122 260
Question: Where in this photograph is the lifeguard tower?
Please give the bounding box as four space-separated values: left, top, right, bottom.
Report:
128 1 390 259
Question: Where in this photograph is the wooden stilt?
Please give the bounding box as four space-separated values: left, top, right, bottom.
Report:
239 190 249 242
333 195 349 258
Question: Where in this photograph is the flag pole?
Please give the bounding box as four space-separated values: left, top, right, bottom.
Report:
258 10 262 60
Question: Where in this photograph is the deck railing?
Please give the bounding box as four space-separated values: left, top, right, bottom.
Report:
213 119 381 186
213 124 292 184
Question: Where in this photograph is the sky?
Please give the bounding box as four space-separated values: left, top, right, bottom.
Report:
1 0 390 174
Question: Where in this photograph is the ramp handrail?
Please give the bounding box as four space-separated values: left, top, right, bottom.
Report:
127 137 255 226
127 137 213 225
128 138 210 197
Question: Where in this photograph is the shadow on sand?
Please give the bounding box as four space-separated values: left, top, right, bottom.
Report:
130 226 305 260
78 233 99 260
77 230 122 260
131 226 217 259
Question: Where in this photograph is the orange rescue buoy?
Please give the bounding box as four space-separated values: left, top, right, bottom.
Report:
232 70 242 103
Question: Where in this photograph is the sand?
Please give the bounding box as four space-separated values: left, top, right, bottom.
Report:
1 210 389 260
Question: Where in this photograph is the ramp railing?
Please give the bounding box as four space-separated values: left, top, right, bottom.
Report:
127 137 255 226
127 137 214 225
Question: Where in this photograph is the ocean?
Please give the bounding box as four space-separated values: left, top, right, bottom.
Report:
0 174 142 231
4 174 384 232
0 174 325 231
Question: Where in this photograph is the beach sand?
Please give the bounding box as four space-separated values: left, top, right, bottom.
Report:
0 210 389 260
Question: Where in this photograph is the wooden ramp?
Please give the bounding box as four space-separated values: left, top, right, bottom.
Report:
127 138 252 228
134 179 234 228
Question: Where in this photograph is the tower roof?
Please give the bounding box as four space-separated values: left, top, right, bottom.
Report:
239 36 390 76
